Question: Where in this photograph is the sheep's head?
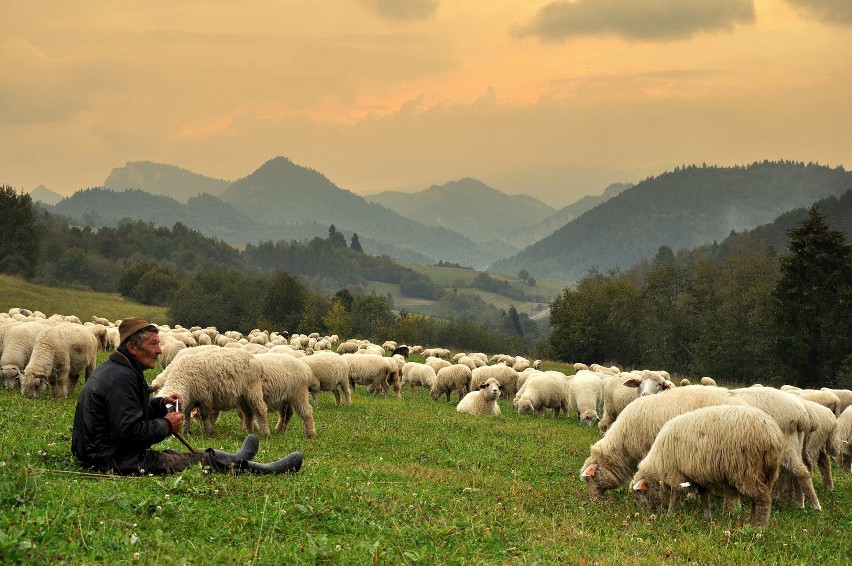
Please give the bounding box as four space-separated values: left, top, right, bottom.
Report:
2 366 21 390
21 371 49 398
580 453 623 500
579 410 599 426
479 378 502 402
516 398 535 415
630 477 667 508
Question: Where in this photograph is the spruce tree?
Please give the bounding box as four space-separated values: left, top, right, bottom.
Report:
773 206 852 387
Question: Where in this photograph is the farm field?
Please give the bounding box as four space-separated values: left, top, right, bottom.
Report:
0 357 849 564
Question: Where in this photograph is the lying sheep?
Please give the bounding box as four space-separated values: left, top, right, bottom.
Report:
431 364 472 402
513 371 570 417
255 353 319 437
157 348 270 437
457 378 503 416
581 385 747 500
568 370 604 426
470 365 519 400
631 404 784 528
300 352 351 406
21 323 98 398
599 371 674 433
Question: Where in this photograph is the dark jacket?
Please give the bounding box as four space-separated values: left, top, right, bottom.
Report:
71 347 170 474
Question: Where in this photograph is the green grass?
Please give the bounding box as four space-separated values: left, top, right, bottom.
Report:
0 354 849 564
0 274 168 324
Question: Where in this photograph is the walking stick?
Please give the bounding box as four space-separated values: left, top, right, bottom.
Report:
173 429 197 453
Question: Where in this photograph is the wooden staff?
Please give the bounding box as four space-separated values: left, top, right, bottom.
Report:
172 429 197 453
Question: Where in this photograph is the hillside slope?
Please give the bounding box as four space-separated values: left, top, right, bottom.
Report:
105 161 230 202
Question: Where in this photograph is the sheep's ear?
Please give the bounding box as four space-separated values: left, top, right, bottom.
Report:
633 479 647 491
479 383 488 390
623 378 641 388
580 464 598 478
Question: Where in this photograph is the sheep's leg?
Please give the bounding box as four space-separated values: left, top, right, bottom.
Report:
751 487 773 528
667 488 680 515
699 489 712 519
445 390 451 402
817 450 833 492
332 389 341 405
275 406 288 433
723 494 741 513
342 382 352 405
293 395 316 438
246 394 270 438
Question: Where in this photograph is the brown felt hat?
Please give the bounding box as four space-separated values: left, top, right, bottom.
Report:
119 317 156 346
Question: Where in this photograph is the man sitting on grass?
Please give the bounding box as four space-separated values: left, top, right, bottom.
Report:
71 317 302 475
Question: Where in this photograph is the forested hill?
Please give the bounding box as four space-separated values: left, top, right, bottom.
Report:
104 161 231 202
492 161 852 282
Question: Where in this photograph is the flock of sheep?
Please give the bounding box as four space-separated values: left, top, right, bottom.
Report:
2 306 851 529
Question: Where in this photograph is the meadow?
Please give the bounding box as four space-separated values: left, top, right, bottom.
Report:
0 356 849 564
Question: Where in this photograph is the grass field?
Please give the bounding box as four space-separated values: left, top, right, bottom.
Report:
0 352 849 564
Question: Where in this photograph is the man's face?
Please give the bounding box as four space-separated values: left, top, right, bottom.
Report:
128 331 161 370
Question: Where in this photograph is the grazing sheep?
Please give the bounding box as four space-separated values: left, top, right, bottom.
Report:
631 405 784 528
568 370 605 426
599 371 674 433
457 378 503 416
157 348 270 438
470 365 519 400
513 371 570 417
796 399 839 492
1 320 54 389
158 334 187 369
300 352 351 406
425 356 452 375
821 388 852 414
833 406 852 472
431 364 472 402
581 385 747 500
20 323 98 398
456 355 478 370
700 376 717 387
679 378 691 386
788 389 842 416
401 362 437 390
336 341 360 354
730 387 822 511
343 353 400 397
572 362 589 372
255 353 319 437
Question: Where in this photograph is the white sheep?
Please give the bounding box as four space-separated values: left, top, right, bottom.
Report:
456 377 503 416
425 356 452 375
336 341 360 354
581 385 747 500
821 387 852 414
470 365 519 399
630 404 784 528
401 362 437 390
158 334 187 369
832 406 852 472
431 364 472 402
796 398 838 492
300 352 352 406
20 323 98 398
343 353 400 397
456 355 478 370
788 388 842 416
568 370 604 426
599 370 674 433
700 376 718 387
1 320 54 389
157 348 270 438
255 353 319 437
513 371 570 417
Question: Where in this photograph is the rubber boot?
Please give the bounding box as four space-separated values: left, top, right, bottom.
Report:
243 451 303 474
211 433 259 463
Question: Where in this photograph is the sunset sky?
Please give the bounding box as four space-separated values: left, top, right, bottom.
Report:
2 0 851 207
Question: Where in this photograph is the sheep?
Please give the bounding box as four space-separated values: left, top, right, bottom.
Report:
150 345 220 391
157 348 270 438
425 356 452 375
796 399 838 492
567 370 605 426
336 341 359 354
513 371 570 417
581 385 747 500
700 376 717 387
456 378 503 416
833 406 852 472
157 334 187 369
343 353 399 397
300 352 351 406
1 320 54 390
91 316 112 326
532 359 542 370
456 355 478 370
401 362 437 390
788 389 842 416
431 364 472 402
512 357 530 372
470 365 519 399
599 370 675 433
679 378 691 386
630 404 784 528
20 323 98 398
254 353 319 437
821 388 852 414
729 387 822 511
572 362 589 371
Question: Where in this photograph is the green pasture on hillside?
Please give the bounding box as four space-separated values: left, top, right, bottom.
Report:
0 359 849 564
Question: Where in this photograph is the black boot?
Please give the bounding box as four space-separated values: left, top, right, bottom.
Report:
243 451 303 474
211 434 259 463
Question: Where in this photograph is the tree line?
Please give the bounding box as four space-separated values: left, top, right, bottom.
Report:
546 207 851 389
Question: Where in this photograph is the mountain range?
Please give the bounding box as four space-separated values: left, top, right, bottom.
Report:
37 157 851 284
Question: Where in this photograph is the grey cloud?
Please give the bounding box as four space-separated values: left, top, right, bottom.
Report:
360 0 440 21
514 0 756 42
784 0 852 24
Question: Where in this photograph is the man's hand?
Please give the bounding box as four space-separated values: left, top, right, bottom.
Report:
163 393 183 408
165 411 183 435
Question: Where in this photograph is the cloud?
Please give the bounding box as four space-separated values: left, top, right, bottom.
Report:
514 0 756 42
360 0 440 21
783 0 852 24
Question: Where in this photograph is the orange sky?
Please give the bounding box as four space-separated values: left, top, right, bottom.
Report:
2 0 851 207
